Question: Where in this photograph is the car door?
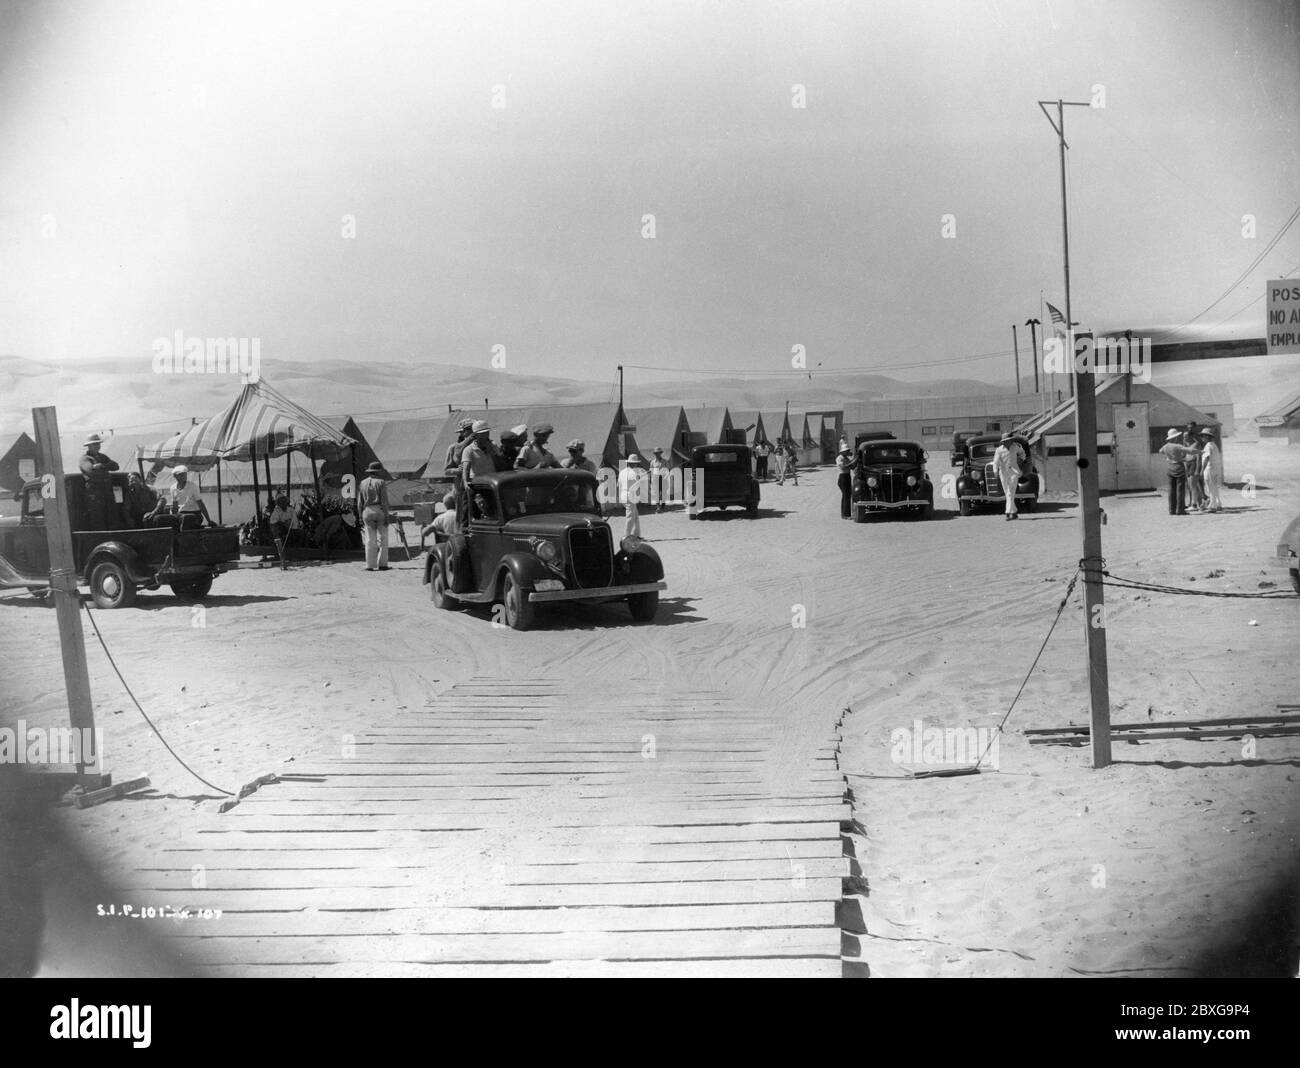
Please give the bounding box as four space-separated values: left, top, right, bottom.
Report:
14 484 51 577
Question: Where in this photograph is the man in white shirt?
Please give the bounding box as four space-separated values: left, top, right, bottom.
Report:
619 454 647 539
992 434 1023 521
148 465 212 528
1200 428 1224 512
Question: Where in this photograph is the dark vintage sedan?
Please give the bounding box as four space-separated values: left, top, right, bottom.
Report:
956 434 1040 515
687 444 760 518
422 469 666 630
852 439 933 520
949 429 981 467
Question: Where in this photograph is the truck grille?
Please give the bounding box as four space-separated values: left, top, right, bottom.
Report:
568 526 614 589
984 463 1000 496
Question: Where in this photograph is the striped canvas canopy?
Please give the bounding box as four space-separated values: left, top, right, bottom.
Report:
136 380 354 470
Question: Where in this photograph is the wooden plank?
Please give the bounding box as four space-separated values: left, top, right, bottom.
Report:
1025 713 1300 735
186 958 841 977
1030 726 1300 745
215 806 852 830
164 927 841 966
165 900 835 936
102 878 844 908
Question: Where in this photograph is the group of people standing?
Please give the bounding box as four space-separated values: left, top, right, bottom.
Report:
79 434 213 529
752 438 799 484
1157 424 1224 515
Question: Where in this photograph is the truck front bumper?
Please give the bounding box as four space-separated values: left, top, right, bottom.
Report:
529 581 666 603
856 499 928 510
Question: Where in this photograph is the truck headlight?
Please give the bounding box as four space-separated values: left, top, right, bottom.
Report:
537 540 560 564
866 476 878 488
906 475 918 487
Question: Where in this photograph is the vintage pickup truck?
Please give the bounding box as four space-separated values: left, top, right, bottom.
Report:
423 468 666 630
0 472 240 608
852 438 934 520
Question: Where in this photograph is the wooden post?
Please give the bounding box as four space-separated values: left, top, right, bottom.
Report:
31 407 107 787
310 452 321 503
251 442 261 524
1046 96 1111 769
263 453 273 508
1012 324 1021 394
215 462 223 525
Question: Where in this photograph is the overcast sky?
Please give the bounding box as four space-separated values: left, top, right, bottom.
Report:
1 0 1297 386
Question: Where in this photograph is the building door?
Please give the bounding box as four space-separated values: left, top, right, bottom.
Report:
1112 402 1151 490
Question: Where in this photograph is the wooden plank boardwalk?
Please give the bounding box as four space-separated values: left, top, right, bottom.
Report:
116 677 850 976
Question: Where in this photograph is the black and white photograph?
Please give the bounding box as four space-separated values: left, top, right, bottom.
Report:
1 0 1297 1019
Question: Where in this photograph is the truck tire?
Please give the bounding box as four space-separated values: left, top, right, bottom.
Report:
431 565 455 610
853 507 867 523
1291 568 1299 596
501 571 535 631
959 498 973 517
169 575 213 602
89 559 137 609
445 535 473 594
628 590 659 622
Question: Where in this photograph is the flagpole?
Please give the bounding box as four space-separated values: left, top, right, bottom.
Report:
1040 96 1111 770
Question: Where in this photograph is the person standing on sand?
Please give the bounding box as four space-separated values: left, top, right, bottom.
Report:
1200 428 1224 512
772 438 787 484
358 461 391 571
619 454 647 539
836 444 853 519
1183 425 1205 511
993 432 1023 521
1157 429 1199 516
753 439 770 481
785 440 799 485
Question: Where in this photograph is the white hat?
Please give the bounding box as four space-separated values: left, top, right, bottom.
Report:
173 464 189 476
1165 428 1181 440
626 454 643 464
471 420 491 434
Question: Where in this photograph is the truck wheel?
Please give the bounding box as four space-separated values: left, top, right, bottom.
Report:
628 590 659 622
431 566 455 610
1021 496 1037 513
445 535 473 594
1291 569 1300 596
89 560 137 609
169 575 213 602
958 498 972 517
746 498 758 516
853 508 867 523
501 572 535 631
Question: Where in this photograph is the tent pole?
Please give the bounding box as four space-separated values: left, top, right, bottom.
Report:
286 450 291 494
216 462 223 525
264 452 273 506
251 442 261 523
310 452 321 502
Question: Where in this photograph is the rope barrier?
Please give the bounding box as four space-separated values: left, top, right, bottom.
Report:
80 602 235 796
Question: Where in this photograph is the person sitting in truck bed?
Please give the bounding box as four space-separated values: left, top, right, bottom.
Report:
124 472 159 527
147 466 213 529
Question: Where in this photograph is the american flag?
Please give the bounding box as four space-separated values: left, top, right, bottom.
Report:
1045 301 1066 326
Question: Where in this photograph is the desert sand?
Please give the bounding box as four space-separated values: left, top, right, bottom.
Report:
1 439 1297 977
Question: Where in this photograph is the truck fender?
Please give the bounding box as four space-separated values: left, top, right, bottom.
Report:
422 545 443 586
497 553 553 598
85 540 151 584
621 542 664 583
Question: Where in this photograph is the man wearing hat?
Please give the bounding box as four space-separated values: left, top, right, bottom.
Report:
647 447 669 511
268 494 296 545
147 465 213 529
516 423 561 469
1157 428 1200 516
1183 425 1207 511
358 460 391 570
562 439 597 474
1199 426 1224 512
457 421 499 528
497 425 529 469
619 454 647 538
836 443 854 519
78 433 120 530
444 418 475 475
992 432 1023 521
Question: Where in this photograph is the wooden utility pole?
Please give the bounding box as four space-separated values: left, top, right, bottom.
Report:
1025 318 1041 393
1040 97 1111 769
31 407 108 787
1012 324 1022 394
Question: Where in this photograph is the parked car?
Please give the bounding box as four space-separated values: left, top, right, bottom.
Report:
0 473 240 607
955 434 1039 515
1276 512 1300 595
852 439 933 520
853 430 896 449
949 429 981 467
422 468 666 630
687 444 760 518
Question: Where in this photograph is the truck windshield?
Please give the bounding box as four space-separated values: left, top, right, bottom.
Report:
501 479 601 519
861 445 921 464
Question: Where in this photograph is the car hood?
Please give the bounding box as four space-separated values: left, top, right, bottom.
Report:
502 513 607 537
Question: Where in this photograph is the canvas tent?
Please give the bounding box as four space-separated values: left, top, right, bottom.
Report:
683 406 733 447
726 410 766 446
1254 389 1300 444
348 415 449 477
136 380 354 521
625 406 692 467
1 432 39 495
